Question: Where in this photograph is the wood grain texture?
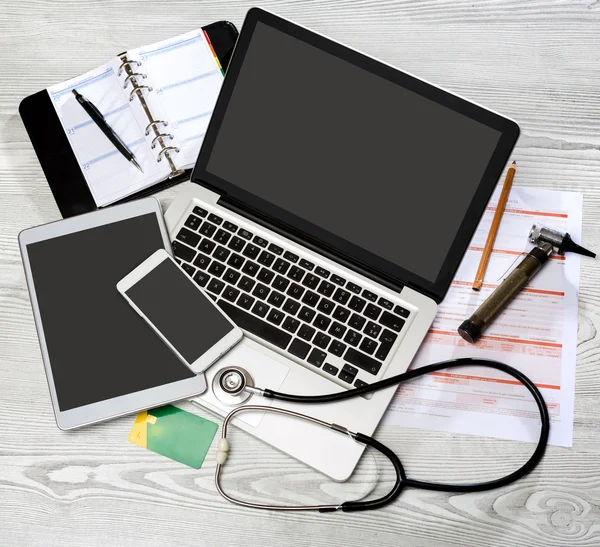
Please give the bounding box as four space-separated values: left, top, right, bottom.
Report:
2 1 600 546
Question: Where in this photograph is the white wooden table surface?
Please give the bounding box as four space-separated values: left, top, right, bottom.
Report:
2 1 600 546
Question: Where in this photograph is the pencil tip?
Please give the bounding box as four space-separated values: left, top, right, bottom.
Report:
512 161 517 165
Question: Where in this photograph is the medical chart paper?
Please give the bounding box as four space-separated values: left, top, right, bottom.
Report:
383 187 582 447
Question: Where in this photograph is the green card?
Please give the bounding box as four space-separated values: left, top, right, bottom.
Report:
128 405 218 469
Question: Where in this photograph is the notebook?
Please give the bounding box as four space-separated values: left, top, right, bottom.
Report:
46 29 224 207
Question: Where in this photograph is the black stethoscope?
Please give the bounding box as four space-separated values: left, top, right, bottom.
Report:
213 358 550 512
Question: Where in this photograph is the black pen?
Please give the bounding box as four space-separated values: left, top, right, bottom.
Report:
72 89 143 173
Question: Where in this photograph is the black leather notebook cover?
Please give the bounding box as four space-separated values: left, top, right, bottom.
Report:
19 21 238 218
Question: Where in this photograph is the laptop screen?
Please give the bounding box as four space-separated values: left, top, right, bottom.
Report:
201 14 516 299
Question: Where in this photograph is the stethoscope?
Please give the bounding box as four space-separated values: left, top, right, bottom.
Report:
213 358 550 512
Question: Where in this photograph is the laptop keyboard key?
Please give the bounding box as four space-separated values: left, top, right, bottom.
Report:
242 261 259 277
364 321 381 339
349 313 366 330
364 303 382 320
208 262 225 277
223 268 241 285
313 314 332 331
243 244 261 259
253 235 268 248
258 251 275 267
344 329 362 347
181 263 195 276
213 246 230 262
267 309 284 326
345 348 381 375
199 222 217 237
208 213 223 225
218 300 290 349
329 340 346 357
284 251 299 263
192 206 207 218
314 332 331 349
289 338 311 359
282 298 301 315
273 258 290 275
282 316 300 333
329 322 347 339
317 280 335 297
184 214 202 230
252 283 270 300
239 229 253 240
299 259 314 271
302 290 319 307
176 227 200 247
332 306 350 323
359 337 377 355
308 348 327 368
193 270 209 287
323 363 339 376
378 297 394 310
349 296 366 312
376 329 398 361
273 275 290 291
257 268 275 284
362 289 377 302
288 266 305 281
172 241 196 262
237 293 255 310
238 276 255 292
333 288 350 305
207 278 225 295
354 379 369 389
315 267 330 278
298 324 316 341
331 275 345 286
227 253 244 269
380 311 405 332
215 229 231 244
198 238 216 255
339 364 358 384
228 236 245 252
317 298 335 315
193 253 211 270
394 305 410 318
299 306 316 323
252 301 270 318
347 282 361 294
223 221 238 232
287 283 305 299
267 291 285 308
223 286 240 302
268 243 284 255
302 273 320 289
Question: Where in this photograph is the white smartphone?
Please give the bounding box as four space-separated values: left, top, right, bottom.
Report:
117 249 243 373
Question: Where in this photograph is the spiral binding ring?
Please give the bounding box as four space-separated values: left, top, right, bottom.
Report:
129 85 153 102
123 73 147 88
117 59 141 77
156 146 180 162
145 120 168 136
151 133 174 149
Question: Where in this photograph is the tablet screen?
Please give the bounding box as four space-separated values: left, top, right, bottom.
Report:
26 213 195 411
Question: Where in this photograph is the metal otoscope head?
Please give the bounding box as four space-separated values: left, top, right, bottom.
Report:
529 224 596 258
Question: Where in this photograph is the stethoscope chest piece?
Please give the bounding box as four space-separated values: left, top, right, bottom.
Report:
213 366 255 406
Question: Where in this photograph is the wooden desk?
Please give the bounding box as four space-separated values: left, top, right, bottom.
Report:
1 1 599 545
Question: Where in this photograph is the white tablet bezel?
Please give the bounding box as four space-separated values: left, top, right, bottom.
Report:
117 249 243 374
19 197 208 430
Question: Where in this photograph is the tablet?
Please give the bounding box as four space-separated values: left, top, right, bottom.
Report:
19 198 207 430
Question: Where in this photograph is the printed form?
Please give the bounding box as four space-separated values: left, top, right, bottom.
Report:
383 187 582 447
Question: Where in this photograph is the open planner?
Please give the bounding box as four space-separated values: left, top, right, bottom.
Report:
47 29 225 207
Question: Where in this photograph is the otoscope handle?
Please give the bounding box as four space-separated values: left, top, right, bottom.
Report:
458 244 552 343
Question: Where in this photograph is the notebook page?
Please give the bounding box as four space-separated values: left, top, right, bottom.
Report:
48 59 170 207
127 29 224 169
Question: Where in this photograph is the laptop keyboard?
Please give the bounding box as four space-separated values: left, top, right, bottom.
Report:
172 205 411 389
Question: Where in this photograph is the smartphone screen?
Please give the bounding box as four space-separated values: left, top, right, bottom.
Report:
125 257 235 364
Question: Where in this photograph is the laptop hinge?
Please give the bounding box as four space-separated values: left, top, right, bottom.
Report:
218 195 408 296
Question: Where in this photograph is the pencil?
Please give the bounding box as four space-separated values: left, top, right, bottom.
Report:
472 161 517 291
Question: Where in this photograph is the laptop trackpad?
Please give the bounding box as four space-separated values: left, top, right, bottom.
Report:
192 338 290 428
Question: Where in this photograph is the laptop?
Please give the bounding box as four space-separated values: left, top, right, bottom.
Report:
164 8 519 481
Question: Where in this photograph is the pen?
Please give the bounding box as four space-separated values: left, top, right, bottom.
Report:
472 161 516 291
71 89 143 173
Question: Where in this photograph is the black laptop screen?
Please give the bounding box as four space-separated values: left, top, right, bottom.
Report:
205 19 505 287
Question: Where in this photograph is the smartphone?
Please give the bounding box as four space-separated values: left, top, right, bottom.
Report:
117 249 243 373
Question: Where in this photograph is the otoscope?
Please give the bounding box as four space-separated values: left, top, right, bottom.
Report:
458 224 595 344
